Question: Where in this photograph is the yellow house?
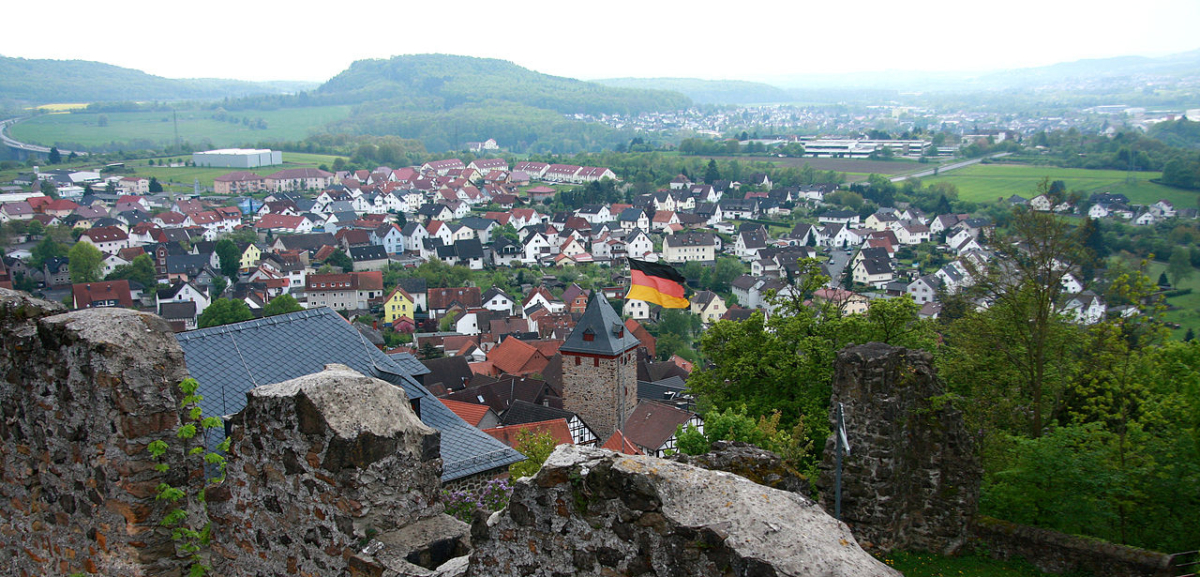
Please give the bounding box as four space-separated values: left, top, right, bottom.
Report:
383 286 415 325
240 243 262 272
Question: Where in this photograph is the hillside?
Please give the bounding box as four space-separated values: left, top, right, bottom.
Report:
315 54 690 116
0 55 314 105
594 77 793 105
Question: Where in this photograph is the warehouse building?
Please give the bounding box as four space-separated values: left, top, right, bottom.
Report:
192 148 282 168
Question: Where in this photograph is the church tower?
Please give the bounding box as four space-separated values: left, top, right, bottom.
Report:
559 293 641 441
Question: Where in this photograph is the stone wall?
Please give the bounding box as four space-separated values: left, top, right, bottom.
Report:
470 444 898 577
670 440 809 496
561 351 638 442
210 364 453 576
0 289 195 576
817 342 980 554
972 517 1175 577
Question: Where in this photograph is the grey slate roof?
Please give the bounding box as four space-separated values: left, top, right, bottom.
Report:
500 399 579 426
175 307 521 480
559 293 641 356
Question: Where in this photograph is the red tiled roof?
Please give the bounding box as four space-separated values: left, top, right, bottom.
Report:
601 430 642 455
428 287 482 310
83 226 128 243
486 336 549 376
72 280 133 309
255 214 305 230
483 419 574 448
625 319 656 357
622 401 695 452
440 398 493 427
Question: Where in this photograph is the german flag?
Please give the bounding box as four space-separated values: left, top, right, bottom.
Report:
626 258 689 308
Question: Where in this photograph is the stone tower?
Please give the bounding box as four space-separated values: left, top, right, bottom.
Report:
559 293 641 441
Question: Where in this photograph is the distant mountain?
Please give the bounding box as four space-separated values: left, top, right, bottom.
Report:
593 78 793 105
761 49 1200 94
314 54 690 116
0 55 314 104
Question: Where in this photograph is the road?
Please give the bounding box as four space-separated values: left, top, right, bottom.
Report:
889 152 1010 183
0 117 87 157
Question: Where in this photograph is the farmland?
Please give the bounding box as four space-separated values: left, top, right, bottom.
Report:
127 152 344 193
8 105 352 150
706 155 924 177
1144 259 1200 341
921 163 1198 207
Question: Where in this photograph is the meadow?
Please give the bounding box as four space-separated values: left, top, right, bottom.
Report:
130 152 345 193
8 105 352 150
922 163 1197 207
1145 259 1200 340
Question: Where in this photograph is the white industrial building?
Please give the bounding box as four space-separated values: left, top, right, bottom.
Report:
192 148 282 168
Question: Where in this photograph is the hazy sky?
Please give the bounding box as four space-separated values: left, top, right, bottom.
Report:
3 0 1199 84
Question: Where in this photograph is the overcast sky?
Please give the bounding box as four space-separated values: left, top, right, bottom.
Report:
3 0 1198 84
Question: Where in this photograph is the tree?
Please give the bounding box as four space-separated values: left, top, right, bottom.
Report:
508 429 559 479
148 177 163 193
197 298 253 328
29 235 67 269
326 249 353 272
106 253 157 287
48 147 61 165
1168 247 1194 286
39 179 58 199
944 204 1092 438
210 276 227 299
214 239 241 279
704 159 721 184
67 242 104 284
418 341 442 359
263 294 303 317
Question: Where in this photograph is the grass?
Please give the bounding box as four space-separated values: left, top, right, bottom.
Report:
8 105 352 149
706 154 924 176
881 551 1056 577
922 163 1198 207
1145 259 1200 340
127 152 344 193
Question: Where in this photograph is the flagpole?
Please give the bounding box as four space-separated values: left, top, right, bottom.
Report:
835 402 844 521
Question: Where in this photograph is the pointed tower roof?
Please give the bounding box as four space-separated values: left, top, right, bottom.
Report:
559 292 641 357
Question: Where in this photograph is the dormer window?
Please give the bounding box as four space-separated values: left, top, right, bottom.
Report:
582 328 595 342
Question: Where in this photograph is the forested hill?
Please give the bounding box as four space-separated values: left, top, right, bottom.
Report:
315 54 691 116
594 77 793 105
0 55 310 105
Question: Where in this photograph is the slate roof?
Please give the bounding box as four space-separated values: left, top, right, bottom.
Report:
500 399 579 427
559 293 641 356
176 308 521 481
349 245 388 261
386 351 430 376
637 376 688 403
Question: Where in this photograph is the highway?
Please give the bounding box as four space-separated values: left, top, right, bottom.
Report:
0 117 87 157
889 152 1010 183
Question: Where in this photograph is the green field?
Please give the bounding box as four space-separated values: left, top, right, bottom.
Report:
1145 259 1200 340
924 163 1198 207
8 105 352 149
129 152 344 193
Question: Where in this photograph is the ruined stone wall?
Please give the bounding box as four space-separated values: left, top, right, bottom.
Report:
470 444 898 577
561 350 637 442
0 289 195 576
817 342 980 554
210 364 448 576
973 517 1174 577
